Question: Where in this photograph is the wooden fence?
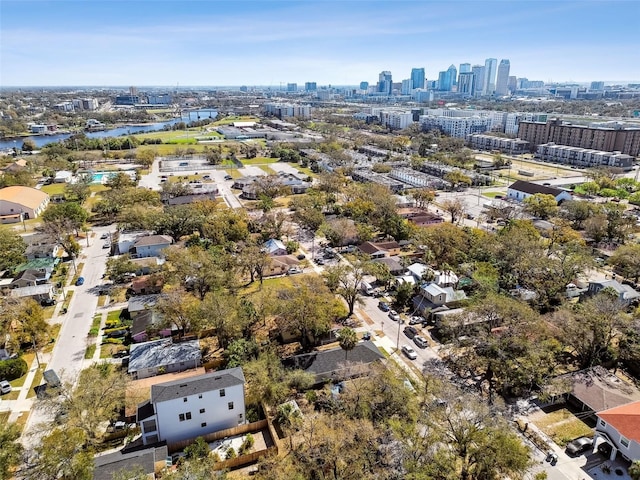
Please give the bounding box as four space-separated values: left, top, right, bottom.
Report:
212 445 277 471
167 419 268 454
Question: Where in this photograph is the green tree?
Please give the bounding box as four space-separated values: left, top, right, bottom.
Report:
105 254 138 282
135 148 156 167
629 460 640 480
156 287 204 338
64 173 92 203
0 422 23 480
0 227 26 271
30 427 94 480
441 198 465 223
553 290 631 368
338 327 358 360
164 246 225 299
523 193 558 219
444 170 472 189
275 276 345 347
323 263 366 316
184 436 210 460
42 202 89 237
609 244 640 282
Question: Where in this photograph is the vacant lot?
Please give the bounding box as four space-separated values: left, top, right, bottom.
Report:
531 407 594 446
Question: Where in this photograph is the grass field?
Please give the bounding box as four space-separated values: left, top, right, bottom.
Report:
533 408 594 446
40 183 67 195
225 169 243 179
84 344 96 359
259 165 277 175
27 364 46 399
240 157 279 165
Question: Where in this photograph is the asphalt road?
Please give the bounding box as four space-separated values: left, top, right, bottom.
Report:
22 225 113 445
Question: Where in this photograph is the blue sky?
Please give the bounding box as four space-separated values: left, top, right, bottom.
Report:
1 0 638 86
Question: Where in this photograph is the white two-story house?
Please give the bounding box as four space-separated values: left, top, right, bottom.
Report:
137 367 246 445
595 400 640 462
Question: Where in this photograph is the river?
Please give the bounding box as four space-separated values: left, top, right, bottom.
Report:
0 109 218 150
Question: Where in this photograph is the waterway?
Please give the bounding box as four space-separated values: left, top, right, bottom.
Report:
0 109 217 151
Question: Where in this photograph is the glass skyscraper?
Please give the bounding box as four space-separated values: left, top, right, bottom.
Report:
411 67 425 90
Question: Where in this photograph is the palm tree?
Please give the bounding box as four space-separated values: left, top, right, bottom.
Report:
338 327 358 361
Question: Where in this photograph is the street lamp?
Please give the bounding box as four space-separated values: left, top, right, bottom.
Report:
396 318 404 350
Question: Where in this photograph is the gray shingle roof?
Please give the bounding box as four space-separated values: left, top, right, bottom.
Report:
508 180 564 197
93 445 167 480
284 341 384 381
128 339 201 374
151 367 245 403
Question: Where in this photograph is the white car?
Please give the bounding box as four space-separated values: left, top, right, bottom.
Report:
287 266 302 275
401 345 418 360
388 310 400 321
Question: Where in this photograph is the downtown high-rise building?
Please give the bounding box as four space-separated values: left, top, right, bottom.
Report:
472 65 485 96
401 79 412 95
447 64 458 88
508 76 517 94
483 58 498 95
378 71 393 94
495 59 511 95
287 83 297 92
359 81 369 91
305 82 317 91
459 63 471 74
458 72 475 96
411 67 425 90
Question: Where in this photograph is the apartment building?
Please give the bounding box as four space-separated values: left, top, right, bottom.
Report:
518 119 640 156
467 134 530 154
536 143 634 170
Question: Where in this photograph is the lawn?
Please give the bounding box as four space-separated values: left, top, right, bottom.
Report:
259 165 277 175
27 364 47 399
225 169 243 179
9 352 34 388
84 344 96 359
533 408 594 446
43 324 61 353
90 314 102 336
240 157 279 165
107 309 124 324
40 183 67 195
100 343 126 359
482 191 507 199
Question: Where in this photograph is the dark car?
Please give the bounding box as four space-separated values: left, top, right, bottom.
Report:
403 326 418 339
40 298 56 307
75 277 85 286
378 301 390 312
565 437 592 456
597 442 612 458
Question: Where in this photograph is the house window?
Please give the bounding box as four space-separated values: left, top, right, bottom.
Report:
200 408 205 414
228 402 234 410
198 394 203 399
621 437 630 448
201 422 207 428
239 413 243 420
183 397 187 402
220 389 226 397
600 419 606 427
186 412 192 420
179 414 185 421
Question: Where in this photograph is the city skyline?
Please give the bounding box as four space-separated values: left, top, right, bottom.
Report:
1 0 639 87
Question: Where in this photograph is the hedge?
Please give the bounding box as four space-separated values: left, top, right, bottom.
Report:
0 358 29 381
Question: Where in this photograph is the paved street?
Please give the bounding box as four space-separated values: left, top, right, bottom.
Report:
21 225 114 445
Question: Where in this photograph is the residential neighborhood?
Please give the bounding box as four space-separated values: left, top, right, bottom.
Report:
2 83 640 480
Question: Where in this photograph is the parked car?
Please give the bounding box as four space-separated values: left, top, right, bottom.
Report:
401 345 418 360
75 277 85 286
413 335 428 349
40 298 56 307
103 242 110 249
378 301 390 312
314 257 325 265
287 266 302 275
100 233 109 239
224 174 233 180
296 254 306 260
403 326 418 339
409 316 425 325
0 380 12 394
342 245 356 253
565 437 593 456
388 310 400 321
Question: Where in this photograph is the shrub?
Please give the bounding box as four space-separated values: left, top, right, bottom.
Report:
225 447 236 459
0 358 28 380
239 434 254 454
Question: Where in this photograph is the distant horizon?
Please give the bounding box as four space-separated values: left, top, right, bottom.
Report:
2 1 640 86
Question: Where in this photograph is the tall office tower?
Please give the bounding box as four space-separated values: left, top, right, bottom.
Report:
411 67 426 90
483 58 497 95
401 79 412 95
378 71 393 94
447 64 458 88
287 83 297 92
590 81 605 91
459 63 471 74
305 82 317 91
458 72 475 96
360 81 369 91
495 59 511 95
508 76 517 93
437 71 447 91
472 65 485 95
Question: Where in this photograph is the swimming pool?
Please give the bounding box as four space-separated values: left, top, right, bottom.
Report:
86 171 137 184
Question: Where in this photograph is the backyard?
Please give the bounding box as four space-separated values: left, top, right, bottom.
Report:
531 406 594 446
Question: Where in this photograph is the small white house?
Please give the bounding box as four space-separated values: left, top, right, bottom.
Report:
54 170 73 183
137 368 246 445
507 180 572 203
